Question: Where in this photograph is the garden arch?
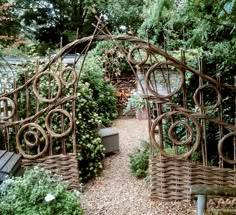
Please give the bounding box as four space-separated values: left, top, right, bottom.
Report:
0 25 236 202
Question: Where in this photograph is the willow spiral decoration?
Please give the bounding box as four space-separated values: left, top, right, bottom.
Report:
16 123 49 159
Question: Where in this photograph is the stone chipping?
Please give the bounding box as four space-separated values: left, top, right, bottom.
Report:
81 118 196 215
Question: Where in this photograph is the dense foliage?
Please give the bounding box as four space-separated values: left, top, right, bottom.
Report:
103 0 143 33
0 1 20 48
0 167 84 215
14 0 107 53
81 50 118 127
76 83 105 182
128 140 149 178
13 0 145 54
137 0 236 81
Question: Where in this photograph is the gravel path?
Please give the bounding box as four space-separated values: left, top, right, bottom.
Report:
81 118 196 215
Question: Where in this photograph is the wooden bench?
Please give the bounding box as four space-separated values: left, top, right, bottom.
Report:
0 150 23 183
191 185 236 215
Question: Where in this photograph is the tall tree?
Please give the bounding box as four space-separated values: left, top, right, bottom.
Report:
15 0 145 53
103 0 143 34
0 0 20 47
15 0 110 53
138 0 236 52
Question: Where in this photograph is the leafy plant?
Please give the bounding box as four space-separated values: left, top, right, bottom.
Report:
128 139 149 178
0 167 84 215
76 83 105 182
124 92 146 114
0 1 21 48
81 50 118 127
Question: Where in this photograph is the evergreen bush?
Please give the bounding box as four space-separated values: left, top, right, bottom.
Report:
76 83 105 182
81 49 118 127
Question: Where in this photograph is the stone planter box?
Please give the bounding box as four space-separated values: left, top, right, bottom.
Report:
99 128 119 154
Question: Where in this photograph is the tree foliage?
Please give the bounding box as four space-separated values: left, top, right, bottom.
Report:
135 0 236 85
0 0 20 47
15 0 108 53
14 0 146 53
103 0 143 33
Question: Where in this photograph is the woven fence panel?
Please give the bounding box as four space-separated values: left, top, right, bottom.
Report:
22 153 79 190
150 155 191 202
151 155 236 202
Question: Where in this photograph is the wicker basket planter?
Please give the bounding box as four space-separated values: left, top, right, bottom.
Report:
22 153 79 190
150 155 236 202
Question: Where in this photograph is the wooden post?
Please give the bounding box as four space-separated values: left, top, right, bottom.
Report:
199 58 207 166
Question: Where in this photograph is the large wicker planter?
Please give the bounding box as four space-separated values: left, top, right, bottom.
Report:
150 155 236 202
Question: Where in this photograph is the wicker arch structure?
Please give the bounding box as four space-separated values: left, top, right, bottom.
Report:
0 23 236 199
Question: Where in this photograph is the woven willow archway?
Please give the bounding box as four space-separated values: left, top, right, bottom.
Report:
0 23 236 200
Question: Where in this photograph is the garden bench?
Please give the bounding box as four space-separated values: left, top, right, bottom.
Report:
191 185 236 215
0 150 23 183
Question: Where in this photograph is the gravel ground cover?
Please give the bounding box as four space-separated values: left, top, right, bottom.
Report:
81 118 196 215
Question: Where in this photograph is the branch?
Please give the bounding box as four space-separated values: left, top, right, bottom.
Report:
200 15 233 29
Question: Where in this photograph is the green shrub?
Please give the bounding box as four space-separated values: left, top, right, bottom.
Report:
76 83 105 182
0 167 84 215
128 140 149 178
81 50 118 126
123 92 146 114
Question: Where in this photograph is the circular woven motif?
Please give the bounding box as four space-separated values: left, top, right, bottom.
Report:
16 123 49 159
150 111 201 159
45 109 73 138
33 71 62 103
0 97 16 120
